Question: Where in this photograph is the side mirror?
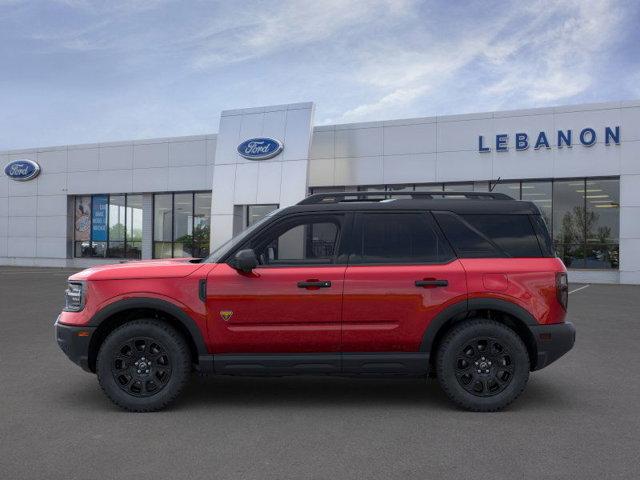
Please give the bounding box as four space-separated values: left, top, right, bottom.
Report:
231 249 258 273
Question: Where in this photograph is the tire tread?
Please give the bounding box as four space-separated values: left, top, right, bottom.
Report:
96 319 191 412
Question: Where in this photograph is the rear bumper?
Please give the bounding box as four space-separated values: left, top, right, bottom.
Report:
531 321 576 370
55 316 96 373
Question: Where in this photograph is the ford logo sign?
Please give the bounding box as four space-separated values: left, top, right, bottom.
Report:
237 138 283 160
4 159 41 181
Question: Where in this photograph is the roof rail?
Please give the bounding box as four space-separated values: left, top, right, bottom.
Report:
298 191 513 205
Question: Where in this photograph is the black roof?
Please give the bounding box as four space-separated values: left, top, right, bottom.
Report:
284 191 541 215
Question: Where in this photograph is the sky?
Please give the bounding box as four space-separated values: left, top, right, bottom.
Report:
1 0 639 150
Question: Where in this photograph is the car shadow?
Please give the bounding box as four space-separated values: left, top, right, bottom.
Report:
180 374 573 411
53 372 573 413
178 374 453 410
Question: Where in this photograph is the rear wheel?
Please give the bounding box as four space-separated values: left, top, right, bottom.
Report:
436 319 529 412
96 320 191 412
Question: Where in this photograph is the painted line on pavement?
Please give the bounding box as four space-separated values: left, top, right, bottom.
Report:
569 284 590 295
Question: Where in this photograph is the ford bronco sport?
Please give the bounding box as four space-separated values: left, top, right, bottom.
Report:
55 191 575 412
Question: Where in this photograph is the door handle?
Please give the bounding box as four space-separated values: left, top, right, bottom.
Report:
415 279 448 288
297 280 332 289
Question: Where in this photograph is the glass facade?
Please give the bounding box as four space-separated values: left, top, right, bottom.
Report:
74 193 143 259
153 192 211 258
246 204 279 227
310 177 620 269
553 179 619 269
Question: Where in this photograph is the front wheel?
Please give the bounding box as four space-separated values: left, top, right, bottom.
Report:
436 319 530 412
96 320 191 412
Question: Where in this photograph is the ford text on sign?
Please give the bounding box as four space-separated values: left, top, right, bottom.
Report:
237 138 283 160
4 159 41 181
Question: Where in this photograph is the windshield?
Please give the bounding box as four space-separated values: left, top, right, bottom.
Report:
203 208 282 263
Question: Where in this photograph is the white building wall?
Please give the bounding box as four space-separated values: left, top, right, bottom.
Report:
1 99 639 283
308 100 640 284
0 134 216 267
210 102 315 250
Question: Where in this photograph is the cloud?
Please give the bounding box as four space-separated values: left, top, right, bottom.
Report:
339 85 429 121
481 0 622 104
0 0 635 149
337 36 494 121
334 0 627 123
190 0 415 70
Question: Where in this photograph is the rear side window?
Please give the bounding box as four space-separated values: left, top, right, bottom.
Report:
352 212 454 264
433 212 501 258
530 215 554 257
461 214 542 257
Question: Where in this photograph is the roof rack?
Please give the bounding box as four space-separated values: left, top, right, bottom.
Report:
298 191 513 205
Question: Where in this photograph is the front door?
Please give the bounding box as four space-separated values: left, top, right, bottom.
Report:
341 212 467 355
206 213 347 355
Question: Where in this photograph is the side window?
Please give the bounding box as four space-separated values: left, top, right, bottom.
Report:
353 212 453 264
433 212 502 258
461 214 543 257
250 217 341 266
530 214 554 257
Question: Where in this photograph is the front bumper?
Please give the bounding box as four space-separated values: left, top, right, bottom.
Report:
55 316 96 373
531 321 576 370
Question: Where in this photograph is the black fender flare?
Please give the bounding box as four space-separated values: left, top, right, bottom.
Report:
88 297 208 357
419 297 537 353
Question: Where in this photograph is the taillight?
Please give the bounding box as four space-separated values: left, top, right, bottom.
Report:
556 272 568 310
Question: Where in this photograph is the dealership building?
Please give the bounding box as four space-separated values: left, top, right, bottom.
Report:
1 100 639 284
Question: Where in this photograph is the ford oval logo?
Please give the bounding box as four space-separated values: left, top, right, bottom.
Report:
237 137 283 160
4 159 41 181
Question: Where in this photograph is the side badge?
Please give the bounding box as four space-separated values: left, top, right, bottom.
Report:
220 310 233 322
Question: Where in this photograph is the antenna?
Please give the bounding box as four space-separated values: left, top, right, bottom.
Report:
489 177 502 192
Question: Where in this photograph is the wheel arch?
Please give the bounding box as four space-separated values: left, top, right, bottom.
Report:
421 298 539 370
87 298 208 373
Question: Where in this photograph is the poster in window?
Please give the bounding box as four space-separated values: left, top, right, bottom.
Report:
74 196 91 241
91 195 108 242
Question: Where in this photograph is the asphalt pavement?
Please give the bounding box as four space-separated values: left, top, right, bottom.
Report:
1 267 639 479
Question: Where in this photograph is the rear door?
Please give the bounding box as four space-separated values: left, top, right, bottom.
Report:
341 211 467 354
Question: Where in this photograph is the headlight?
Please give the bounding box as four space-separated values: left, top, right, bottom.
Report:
64 282 85 312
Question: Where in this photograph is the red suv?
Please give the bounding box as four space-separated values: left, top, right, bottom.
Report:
55 191 575 412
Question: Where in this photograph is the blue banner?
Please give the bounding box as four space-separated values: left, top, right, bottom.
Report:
91 195 108 241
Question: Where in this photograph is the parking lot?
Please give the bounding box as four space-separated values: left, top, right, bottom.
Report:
1 267 639 479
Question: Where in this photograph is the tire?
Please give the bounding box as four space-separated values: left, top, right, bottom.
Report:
436 319 530 412
96 319 191 412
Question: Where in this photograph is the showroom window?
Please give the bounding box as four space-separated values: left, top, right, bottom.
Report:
246 204 279 227
309 177 619 269
553 179 619 269
153 192 211 258
74 194 143 259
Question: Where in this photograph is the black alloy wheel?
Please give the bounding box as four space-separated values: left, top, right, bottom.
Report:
97 319 190 412
454 337 514 397
436 319 530 412
110 336 172 398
